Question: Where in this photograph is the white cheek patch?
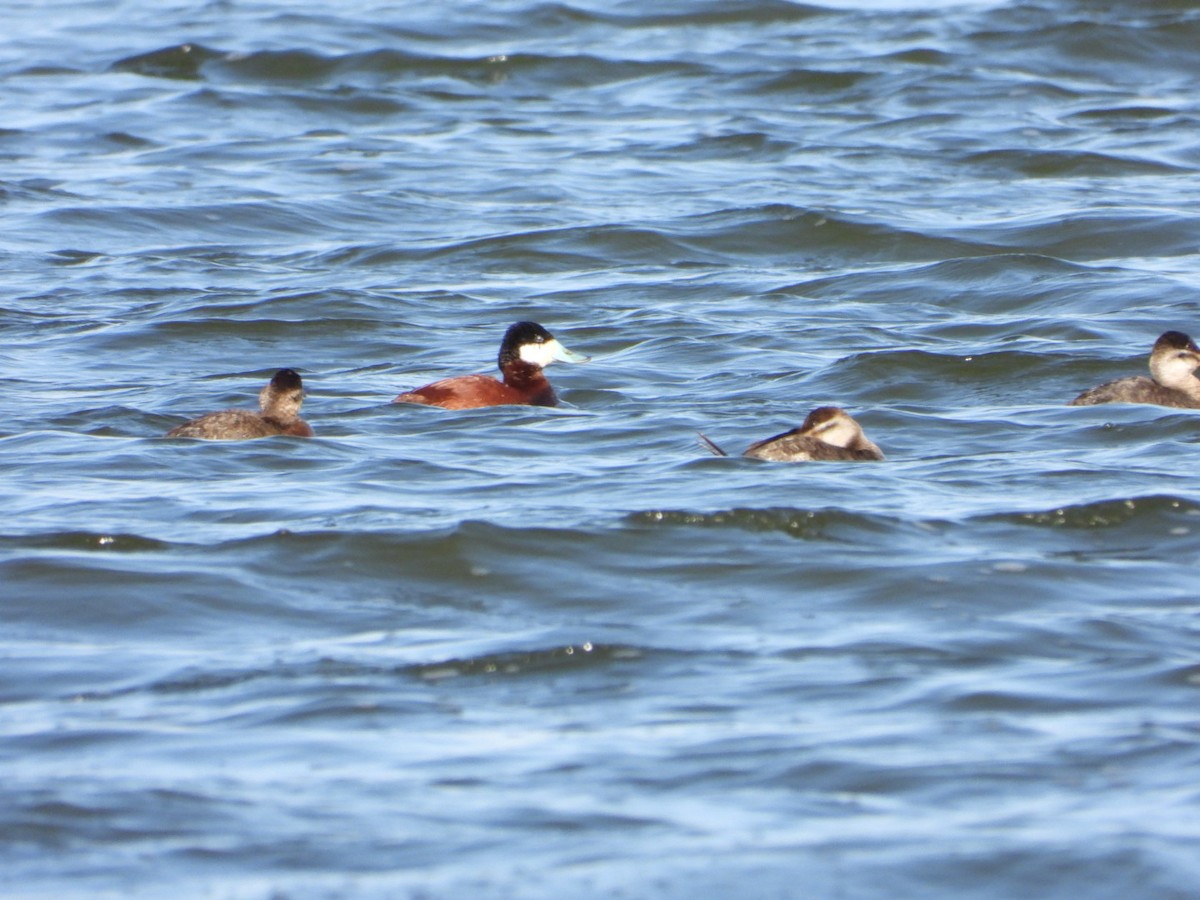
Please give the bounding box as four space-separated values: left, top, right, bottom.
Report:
519 339 559 367
815 419 856 448
1166 355 1200 381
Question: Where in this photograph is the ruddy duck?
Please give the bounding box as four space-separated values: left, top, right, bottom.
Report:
394 321 588 410
1070 331 1200 408
699 406 884 462
166 368 313 440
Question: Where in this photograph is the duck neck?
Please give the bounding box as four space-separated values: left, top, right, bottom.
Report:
501 359 547 389
501 360 556 405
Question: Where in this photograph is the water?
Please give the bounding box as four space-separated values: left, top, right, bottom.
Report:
3 0 1200 896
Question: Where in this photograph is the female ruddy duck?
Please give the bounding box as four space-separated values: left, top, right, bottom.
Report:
699 406 884 462
394 321 588 410
166 368 313 440
1070 331 1200 408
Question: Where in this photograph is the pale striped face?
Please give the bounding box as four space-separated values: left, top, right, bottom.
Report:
1150 343 1200 392
259 369 305 422
804 409 862 448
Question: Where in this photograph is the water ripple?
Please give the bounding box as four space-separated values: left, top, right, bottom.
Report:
7 0 1200 895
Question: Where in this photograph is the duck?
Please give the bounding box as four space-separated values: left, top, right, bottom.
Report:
1069 331 1200 408
699 406 884 462
394 321 588 410
166 368 313 440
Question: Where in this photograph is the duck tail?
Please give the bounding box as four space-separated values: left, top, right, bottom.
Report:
697 432 729 457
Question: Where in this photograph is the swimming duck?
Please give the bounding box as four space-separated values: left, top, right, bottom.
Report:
394 321 588 410
1069 331 1200 408
699 406 884 462
166 368 313 440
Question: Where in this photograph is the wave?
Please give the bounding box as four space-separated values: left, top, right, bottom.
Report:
630 492 1200 542
68 641 651 706
962 148 1188 178
111 43 706 88
380 205 1016 272
987 494 1200 530
969 12 1200 82
627 506 919 540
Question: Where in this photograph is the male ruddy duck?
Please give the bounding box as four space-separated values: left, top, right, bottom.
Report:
394 321 588 410
699 406 884 462
166 368 313 440
1070 331 1200 408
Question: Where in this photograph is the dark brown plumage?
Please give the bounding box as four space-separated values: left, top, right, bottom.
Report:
166 368 312 440
699 406 883 463
1070 331 1200 408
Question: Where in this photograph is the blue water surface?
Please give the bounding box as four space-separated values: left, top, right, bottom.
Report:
2 0 1200 896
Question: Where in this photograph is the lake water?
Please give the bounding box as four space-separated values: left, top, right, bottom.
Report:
3 0 1200 896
